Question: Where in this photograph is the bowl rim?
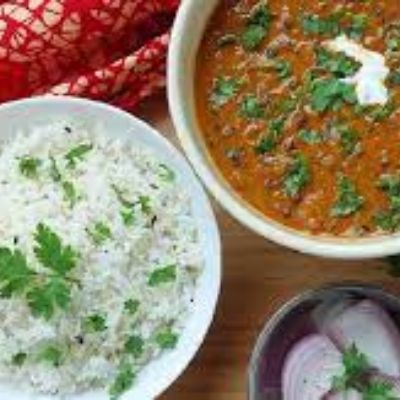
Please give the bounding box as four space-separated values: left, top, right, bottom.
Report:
167 0 400 259
246 283 400 400
0 95 222 400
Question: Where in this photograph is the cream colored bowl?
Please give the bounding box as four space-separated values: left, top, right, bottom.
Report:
167 0 400 259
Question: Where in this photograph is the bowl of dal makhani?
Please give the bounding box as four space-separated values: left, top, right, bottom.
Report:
168 0 400 258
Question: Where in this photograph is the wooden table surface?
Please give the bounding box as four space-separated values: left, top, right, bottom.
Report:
136 95 398 400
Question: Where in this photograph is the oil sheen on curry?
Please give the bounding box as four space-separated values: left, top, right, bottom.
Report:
196 0 400 237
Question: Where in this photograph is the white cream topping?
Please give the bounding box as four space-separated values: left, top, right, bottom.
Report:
325 35 390 106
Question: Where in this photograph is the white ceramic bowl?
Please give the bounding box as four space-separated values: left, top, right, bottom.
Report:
168 0 400 259
0 97 221 400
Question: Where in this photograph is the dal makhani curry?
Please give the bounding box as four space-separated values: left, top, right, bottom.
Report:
196 0 400 237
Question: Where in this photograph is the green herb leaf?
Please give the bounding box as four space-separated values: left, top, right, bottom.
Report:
148 264 177 287
311 78 357 112
273 59 292 80
283 154 311 198
27 277 71 320
301 13 341 37
36 344 63 367
375 174 400 231
120 209 135 227
34 223 78 276
155 327 179 350
83 314 107 333
49 156 62 183
332 344 370 391
210 76 240 107
112 185 135 208
0 248 34 298
109 362 136 400
240 94 265 119
87 221 112 245
315 47 360 78
339 126 360 155
363 380 397 400
255 118 285 154
298 129 323 144
241 3 272 51
19 157 41 179
331 176 364 217
62 180 78 207
124 299 140 315
138 195 151 215
65 143 93 168
12 352 27 366
124 335 144 358
159 164 175 182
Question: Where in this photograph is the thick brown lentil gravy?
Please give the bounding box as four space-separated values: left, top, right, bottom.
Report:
196 0 400 237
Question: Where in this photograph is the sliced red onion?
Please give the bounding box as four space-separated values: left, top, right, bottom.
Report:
325 389 362 400
319 300 400 377
283 334 343 400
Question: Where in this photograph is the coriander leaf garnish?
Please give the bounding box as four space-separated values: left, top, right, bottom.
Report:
87 221 112 245
311 78 357 112
49 157 79 207
375 174 400 231
120 209 135 227
273 59 292 80
283 154 311 198
332 344 397 399
37 344 63 367
148 264 177 287
112 184 135 208
124 335 144 358
19 157 41 179
83 314 107 333
124 299 140 315
34 223 78 276
339 126 360 155
139 195 152 215
155 327 179 350
65 143 93 169
331 176 364 218
315 47 360 79
301 13 341 37
62 180 79 207
332 344 369 391
27 277 71 320
210 76 240 107
255 118 285 154
0 248 34 298
49 156 62 182
363 381 398 400
11 352 27 367
241 2 272 51
240 94 265 119
109 362 136 400
298 129 323 144
159 164 175 182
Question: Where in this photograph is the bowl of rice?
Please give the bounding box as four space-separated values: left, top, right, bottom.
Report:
0 96 221 400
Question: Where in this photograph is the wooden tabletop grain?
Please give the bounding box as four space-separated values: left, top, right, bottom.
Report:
136 95 398 400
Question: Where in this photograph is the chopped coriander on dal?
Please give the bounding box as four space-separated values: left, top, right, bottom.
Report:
196 0 400 237
0 120 203 399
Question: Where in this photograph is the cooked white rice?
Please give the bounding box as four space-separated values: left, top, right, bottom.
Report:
0 119 202 397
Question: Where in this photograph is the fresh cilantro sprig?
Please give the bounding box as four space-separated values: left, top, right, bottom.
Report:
19 156 41 179
332 345 398 399
65 143 93 169
109 362 136 400
0 224 79 319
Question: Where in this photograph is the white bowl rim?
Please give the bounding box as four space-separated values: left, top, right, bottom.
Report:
0 95 222 400
167 0 400 260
